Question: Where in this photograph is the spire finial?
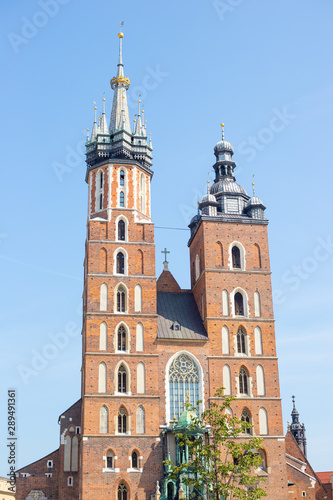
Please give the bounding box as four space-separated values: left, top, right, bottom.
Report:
221 122 225 140
292 395 296 409
207 179 210 194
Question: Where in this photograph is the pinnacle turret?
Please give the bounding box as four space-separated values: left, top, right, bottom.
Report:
85 32 153 170
290 395 307 457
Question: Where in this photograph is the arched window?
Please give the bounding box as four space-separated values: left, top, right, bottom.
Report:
118 220 125 241
99 322 107 351
254 243 262 268
98 362 107 393
118 365 127 393
259 408 268 435
136 406 145 434
241 409 252 434
195 254 200 280
140 173 146 213
99 193 103 210
256 365 265 396
100 283 108 311
254 291 261 317
135 284 142 312
118 483 128 500
64 435 71 471
258 449 267 470
116 285 127 313
100 406 108 433
237 327 247 354
137 249 144 274
137 362 145 394
106 449 114 469
99 171 103 189
234 292 244 316
120 191 125 207
222 325 229 354
254 326 263 355
120 169 125 186
116 252 125 274
117 325 127 351
131 451 138 469
118 408 127 434
100 247 107 273
215 241 223 267
71 435 78 471
168 354 199 421
222 290 229 316
239 367 249 395
232 246 241 268
223 365 231 395
136 323 144 351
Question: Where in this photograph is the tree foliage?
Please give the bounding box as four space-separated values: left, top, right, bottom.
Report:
164 388 267 500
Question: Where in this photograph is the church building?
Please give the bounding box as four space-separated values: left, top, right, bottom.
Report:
16 32 323 500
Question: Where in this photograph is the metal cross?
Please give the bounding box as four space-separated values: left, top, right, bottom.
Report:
161 248 170 262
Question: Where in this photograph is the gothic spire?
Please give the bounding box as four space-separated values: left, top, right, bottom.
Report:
290 395 307 457
99 98 109 135
91 106 98 141
109 32 131 133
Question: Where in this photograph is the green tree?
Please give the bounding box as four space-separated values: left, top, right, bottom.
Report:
164 388 267 500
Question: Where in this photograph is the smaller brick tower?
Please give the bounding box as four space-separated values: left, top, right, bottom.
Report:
188 124 288 498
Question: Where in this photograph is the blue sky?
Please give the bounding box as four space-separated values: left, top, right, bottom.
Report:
1 0 333 475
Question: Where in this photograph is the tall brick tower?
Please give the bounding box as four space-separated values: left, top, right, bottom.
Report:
81 32 161 499
187 124 288 498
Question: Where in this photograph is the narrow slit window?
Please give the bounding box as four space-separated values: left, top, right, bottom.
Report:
232 246 241 268
120 170 125 186
99 193 103 210
117 252 125 274
118 220 125 241
120 191 125 207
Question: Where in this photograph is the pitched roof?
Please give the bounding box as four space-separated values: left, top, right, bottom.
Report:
157 292 208 340
316 471 333 484
156 269 181 292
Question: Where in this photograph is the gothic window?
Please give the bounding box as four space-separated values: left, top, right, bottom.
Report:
100 283 108 311
118 220 125 241
237 328 247 354
254 291 261 317
100 406 108 433
117 325 127 351
71 435 78 472
137 362 145 394
256 365 265 396
138 249 144 274
106 450 114 469
99 193 103 210
239 367 249 395
118 365 127 393
216 241 223 267
120 170 125 186
116 285 126 313
222 290 229 316
258 449 267 470
98 362 107 393
254 326 263 355
99 322 107 351
195 254 200 280
223 365 231 395
254 243 262 268
139 173 146 213
259 408 268 435
100 171 103 189
168 354 199 421
222 326 229 354
232 246 241 268
135 284 142 312
131 451 138 469
136 405 145 434
136 323 144 351
120 191 125 207
118 408 127 434
116 252 125 274
118 483 128 500
234 292 244 316
241 409 252 434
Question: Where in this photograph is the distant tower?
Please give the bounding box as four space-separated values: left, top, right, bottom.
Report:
289 396 307 456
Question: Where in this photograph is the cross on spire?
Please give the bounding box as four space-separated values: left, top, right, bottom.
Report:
161 248 170 262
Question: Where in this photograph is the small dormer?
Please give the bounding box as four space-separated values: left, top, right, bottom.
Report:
171 321 181 331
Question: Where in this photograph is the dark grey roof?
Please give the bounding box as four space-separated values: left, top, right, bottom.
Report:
157 292 208 340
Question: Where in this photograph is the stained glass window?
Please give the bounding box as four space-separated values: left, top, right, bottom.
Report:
169 354 199 421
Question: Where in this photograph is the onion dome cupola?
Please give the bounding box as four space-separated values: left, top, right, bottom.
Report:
85 32 153 170
210 124 250 216
289 395 307 457
244 183 266 220
199 182 218 217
